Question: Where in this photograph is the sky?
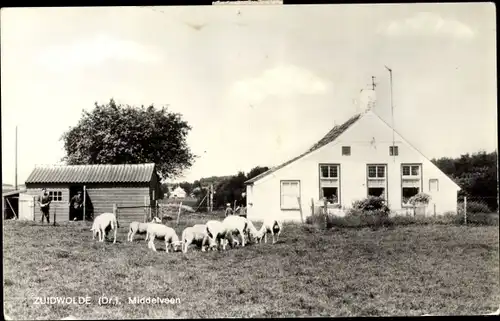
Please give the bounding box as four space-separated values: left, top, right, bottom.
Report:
1 3 497 185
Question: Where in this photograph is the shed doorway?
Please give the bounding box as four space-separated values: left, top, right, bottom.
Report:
69 186 94 221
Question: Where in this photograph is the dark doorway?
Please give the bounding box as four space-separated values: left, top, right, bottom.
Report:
69 186 94 221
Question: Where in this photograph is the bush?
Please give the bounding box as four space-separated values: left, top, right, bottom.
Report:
408 192 432 205
464 212 499 226
457 201 492 214
351 196 390 215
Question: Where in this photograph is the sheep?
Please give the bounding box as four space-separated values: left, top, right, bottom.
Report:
221 216 260 248
145 223 182 253
128 217 161 242
205 220 229 251
90 212 118 243
257 218 283 244
181 224 217 253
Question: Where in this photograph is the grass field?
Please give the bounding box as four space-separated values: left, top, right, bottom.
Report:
3 212 499 319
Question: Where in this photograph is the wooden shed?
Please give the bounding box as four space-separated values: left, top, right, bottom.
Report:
24 163 161 224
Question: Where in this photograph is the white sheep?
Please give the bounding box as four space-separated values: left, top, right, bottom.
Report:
257 217 283 244
181 224 217 253
90 212 118 243
221 216 260 248
205 220 229 250
145 223 182 253
128 217 161 242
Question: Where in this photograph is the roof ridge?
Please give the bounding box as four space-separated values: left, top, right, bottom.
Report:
245 113 363 184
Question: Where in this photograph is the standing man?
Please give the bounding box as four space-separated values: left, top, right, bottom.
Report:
224 203 233 217
235 192 247 218
70 190 84 221
38 188 51 224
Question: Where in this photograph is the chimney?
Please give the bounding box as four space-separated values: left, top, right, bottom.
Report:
358 89 376 113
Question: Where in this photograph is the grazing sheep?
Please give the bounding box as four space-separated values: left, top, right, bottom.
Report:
221 216 260 248
205 220 229 250
181 224 217 253
128 217 161 242
145 223 182 253
257 218 282 244
90 212 118 243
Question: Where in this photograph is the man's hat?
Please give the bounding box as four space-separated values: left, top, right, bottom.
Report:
77 191 82 194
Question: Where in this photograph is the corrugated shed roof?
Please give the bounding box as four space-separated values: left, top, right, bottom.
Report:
25 163 156 184
245 113 362 184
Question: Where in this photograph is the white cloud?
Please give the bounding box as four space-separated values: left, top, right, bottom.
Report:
379 12 474 39
37 34 162 71
229 64 331 104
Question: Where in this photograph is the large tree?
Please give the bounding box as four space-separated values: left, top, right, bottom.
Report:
61 99 195 179
432 150 498 210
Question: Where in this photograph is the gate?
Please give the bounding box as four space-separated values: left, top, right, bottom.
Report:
18 194 35 221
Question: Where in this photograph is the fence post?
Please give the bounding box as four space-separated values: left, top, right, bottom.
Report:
53 207 56 226
113 203 117 225
33 196 36 221
311 198 315 217
433 203 436 218
83 185 86 222
144 196 148 223
464 196 467 225
176 201 183 226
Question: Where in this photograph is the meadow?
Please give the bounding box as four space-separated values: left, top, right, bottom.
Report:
3 212 499 319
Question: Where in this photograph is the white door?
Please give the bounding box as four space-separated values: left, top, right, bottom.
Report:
18 194 34 221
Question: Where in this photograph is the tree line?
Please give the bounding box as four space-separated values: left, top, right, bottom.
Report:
432 150 498 210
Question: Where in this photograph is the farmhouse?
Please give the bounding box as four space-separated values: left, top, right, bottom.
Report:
170 186 187 199
23 163 161 224
245 89 461 222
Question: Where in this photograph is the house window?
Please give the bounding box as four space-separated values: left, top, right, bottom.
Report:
48 191 63 202
321 187 338 204
320 164 338 179
342 146 351 156
389 146 399 156
402 165 420 177
280 180 300 210
319 164 340 205
367 164 387 199
402 164 422 206
429 179 439 192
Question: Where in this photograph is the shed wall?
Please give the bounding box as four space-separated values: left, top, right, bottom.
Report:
87 186 150 225
25 186 70 220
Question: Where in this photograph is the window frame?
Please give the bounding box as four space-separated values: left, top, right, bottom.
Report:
318 163 341 205
366 164 388 200
401 163 423 207
402 164 421 177
389 145 399 156
48 190 63 202
341 146 351 156
319 164 339 179
280 180 301 210
429 178 439 192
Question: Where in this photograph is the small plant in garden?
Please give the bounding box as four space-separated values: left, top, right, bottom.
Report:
350 196 390 215
408 193 432 206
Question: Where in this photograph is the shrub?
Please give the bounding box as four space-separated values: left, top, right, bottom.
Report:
351 196 390 215
465 212 499 226
408 193 432 206
457 201 492 214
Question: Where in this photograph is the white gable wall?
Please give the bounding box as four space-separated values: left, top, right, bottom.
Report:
246 111 460 222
